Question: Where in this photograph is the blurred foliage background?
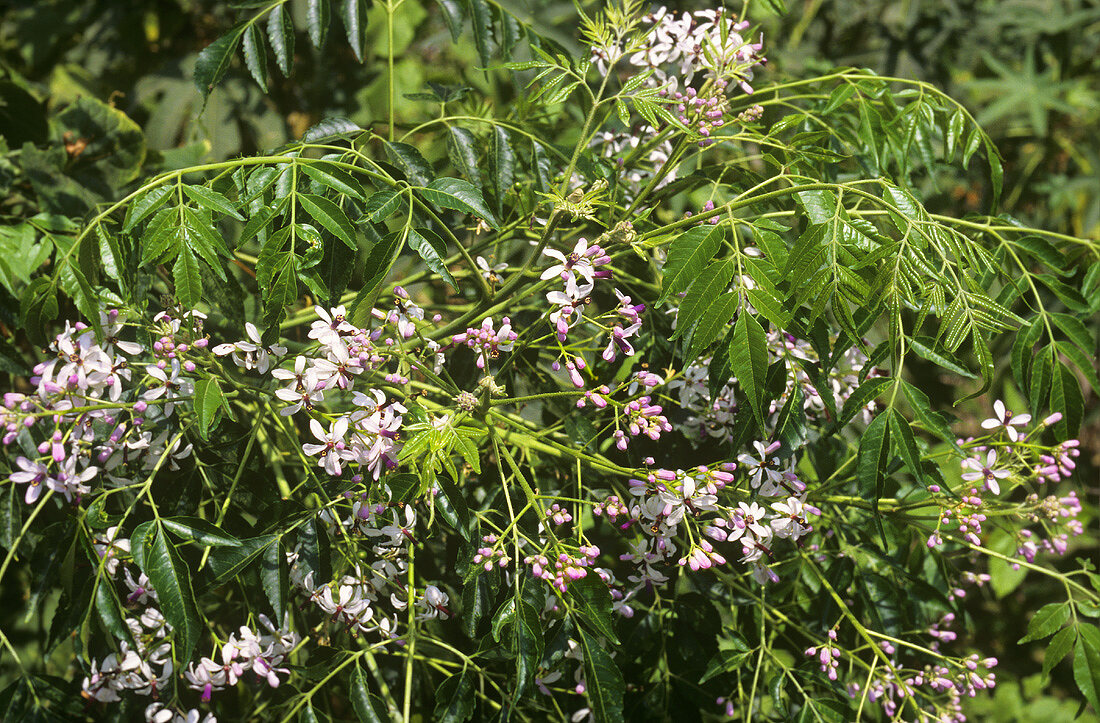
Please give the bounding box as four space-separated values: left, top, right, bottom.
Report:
1 0 1097 719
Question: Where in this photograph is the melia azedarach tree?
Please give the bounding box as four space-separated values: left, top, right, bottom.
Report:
2 1 1098 721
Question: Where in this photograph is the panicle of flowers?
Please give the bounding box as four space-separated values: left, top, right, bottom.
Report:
211 321 286 373
612 395 671 450
183 615 299 701
473 533 510 570
451 317 518 369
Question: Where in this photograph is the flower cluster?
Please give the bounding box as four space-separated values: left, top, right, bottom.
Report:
183 616 299 701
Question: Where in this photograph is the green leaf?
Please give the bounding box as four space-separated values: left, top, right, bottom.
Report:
1050 312 1095 355
172 248 203 310
298 194 357 250
908 337 976 379
567 573 619 645
1057 342 1100 397
20 277 59 346
469 0 495 66
261 540 290 627
672 258 736 336
985 138 1003 208
422 177 499 229
433 669 475 723
445 127 482 188
183 185 244 221
194 27 245 101
267 5 295 76
123 186 172 233
1050 362 1084 438
407 227 458 290
193 378 227 439
351 232 403 319
434 475 471 539
577 628 625 723
93 575 132 644
307 0 330 49
241 25 268 92
340 0 368 62
1020 603 1071 643
659 224 722 303
945 108 965 160
95 226 123 284
837 377 892 429
488 125 515 214
1043 626 1076 678
899 381 957 450
1073 625 1100 712
887 409 926 488
350 663 388 722
383 141 433 187
435 0 465 41
208 535 279 584
139 524 203 659
364 189 403 222
300 162 366 201
162 517 242 547
302 117 363 142
857 412 890 503
728 311 769 432
493 597 543 699
686 291 738 359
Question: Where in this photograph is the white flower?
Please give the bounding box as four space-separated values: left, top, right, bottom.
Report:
961 449 1011 495
9 457 49 505
302 417 354 476
980 400 1031 442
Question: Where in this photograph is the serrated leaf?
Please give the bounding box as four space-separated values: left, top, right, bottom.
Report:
183 185 243 221
1043 626 1076 678
299 194 357 250
446 126 481 187
686 291 738 359
172 248 202 310
267 5 295 76
364 189 403 222
887 409 926 488
900 380 958 450
162 517 242 547
242 25 268 92
1050 362 1084 438
300 162 366 201
434 669 475 723
340 0 367 62
577 628 625 723
857 411 890 502
192 378 227 439
302 117 363 142
352 232 403 317
672 258 736 336
350 663 388 722
139 524 202 659
1020 603 1070 643
124 186 172 233
659 224 722 303
1075 625 1100 712
435 0 465 41
307 0 330 48
728 311 769 432
194 27 245 101
909 336 976 379
383 141 433 187
422 177 499 229
488 125 515 214
469 0 494 66
568 575 619 644
407 227 458 290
